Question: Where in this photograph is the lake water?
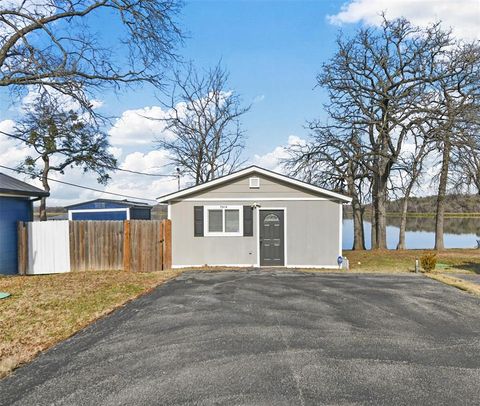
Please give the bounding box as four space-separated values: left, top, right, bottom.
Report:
343 217 480 250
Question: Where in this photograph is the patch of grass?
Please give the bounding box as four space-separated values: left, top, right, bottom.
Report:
0 269 181 379
344 249 480 274
425 273 480 297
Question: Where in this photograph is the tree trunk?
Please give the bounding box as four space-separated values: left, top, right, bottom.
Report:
397 176 418 250
39 156 50 221
347 176 365 251
370 204 376 250
372 172 388 249
435 138 451 250
351 200 366 250
376 189 387 249
396 198 409 250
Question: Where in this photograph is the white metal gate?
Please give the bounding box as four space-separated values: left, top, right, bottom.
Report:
27 221 70 275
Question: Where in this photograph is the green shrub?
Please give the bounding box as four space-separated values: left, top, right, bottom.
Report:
420 253 437 272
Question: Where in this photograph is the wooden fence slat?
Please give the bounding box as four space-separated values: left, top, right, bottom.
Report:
124 220 131 271
17 221 27 275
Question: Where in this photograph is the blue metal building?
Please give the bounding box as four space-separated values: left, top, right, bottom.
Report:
65 199 152 221
0 173 49 275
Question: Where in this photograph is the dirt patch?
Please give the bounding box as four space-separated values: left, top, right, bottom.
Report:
425 273 480 297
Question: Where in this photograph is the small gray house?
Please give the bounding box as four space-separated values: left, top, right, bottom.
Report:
158 166 351 268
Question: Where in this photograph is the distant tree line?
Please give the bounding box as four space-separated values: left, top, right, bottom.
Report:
285 16 480 251
379 195 480 215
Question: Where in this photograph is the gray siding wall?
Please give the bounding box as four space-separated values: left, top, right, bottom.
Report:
170 199 341 267
185 173 326 199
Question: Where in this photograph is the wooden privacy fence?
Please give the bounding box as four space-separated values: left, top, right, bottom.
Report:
18 219 171 275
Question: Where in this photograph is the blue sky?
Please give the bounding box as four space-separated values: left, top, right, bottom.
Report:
1 0 478 204
101 0 353 158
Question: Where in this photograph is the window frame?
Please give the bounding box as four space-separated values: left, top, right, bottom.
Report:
204 205 243 237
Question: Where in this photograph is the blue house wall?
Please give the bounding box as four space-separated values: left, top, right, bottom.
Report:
0 197 33 275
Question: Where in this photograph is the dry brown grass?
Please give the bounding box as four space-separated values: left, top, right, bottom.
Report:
425 273 480 297
344 249 480 274
0 269 181 378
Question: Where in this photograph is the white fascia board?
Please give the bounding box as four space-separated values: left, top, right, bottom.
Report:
157 166 352 203
68 208 129 220
180 197 328 202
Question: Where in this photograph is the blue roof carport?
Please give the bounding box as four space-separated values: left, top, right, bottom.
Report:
65 199 152 221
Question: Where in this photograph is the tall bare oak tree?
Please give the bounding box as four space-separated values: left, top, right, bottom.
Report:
156 63 250 185
315 17 454 249
431 43 480 249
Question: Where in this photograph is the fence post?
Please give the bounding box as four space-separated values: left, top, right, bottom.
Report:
163 219 172 270
159 220 164 270
123 220 131 271
17 221 28 275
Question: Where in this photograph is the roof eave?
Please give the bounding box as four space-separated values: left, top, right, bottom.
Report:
0 188 50 198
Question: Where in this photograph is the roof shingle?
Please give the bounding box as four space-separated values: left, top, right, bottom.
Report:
0 172 50 197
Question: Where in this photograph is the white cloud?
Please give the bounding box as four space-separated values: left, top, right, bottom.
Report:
253 94 265 103
121 150 172 173
328 0 480 40
108 146 123 160
18 87 104 119
0 120 32 169
108 106 174 146
253 135 306 172
107 93 235 147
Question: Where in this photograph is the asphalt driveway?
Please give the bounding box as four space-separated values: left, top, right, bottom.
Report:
1 271 479 405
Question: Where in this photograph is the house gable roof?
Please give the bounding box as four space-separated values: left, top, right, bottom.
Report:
157 165 352 203
0 172 49 198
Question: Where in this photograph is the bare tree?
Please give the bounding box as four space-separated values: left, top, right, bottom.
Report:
317 17 454 249
285 128 369 250
12 92 116 220
430 43 480 250
156 63 250 185
452 124 480 194
0 0 182 111
393 128 434 249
